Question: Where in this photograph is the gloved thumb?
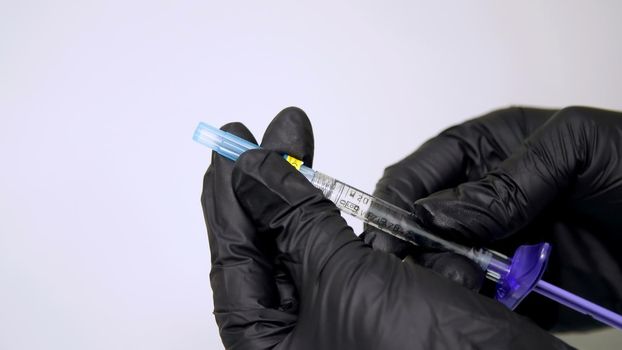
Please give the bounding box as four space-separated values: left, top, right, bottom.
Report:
259 106 315 312
231 149 358 292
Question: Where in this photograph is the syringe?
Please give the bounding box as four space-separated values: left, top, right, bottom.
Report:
193 121 622 330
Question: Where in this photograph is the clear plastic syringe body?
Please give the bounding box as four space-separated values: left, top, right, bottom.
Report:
299 167 511 282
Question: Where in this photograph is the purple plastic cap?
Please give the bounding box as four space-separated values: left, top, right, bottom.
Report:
495 243 551 310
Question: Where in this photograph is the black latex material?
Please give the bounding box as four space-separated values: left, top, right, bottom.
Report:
362 106 622 331
201 107 574 349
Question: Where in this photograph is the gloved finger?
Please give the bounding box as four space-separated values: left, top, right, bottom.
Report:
259 106 315 313
413 251 485 291
360 226 485 291
231 149 357 291
412 106 622 244
361 107 555 256
261 106 314 167
202 123 295 349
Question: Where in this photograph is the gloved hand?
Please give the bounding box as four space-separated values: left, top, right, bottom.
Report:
201 107 573 349
361 106 622 331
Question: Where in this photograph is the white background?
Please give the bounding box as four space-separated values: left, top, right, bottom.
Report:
1 1 621 349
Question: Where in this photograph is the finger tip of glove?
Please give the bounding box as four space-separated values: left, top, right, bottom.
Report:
413 195 493 245
411 198 438 228
261 106 314 167
413 195 469 240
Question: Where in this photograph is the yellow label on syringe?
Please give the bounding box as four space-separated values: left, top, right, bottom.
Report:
284 155 304 170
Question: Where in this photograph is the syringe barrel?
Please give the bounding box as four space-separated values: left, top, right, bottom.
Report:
308 170 499 273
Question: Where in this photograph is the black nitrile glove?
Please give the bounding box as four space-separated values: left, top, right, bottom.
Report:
201 107 573 349
363 106 622 331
